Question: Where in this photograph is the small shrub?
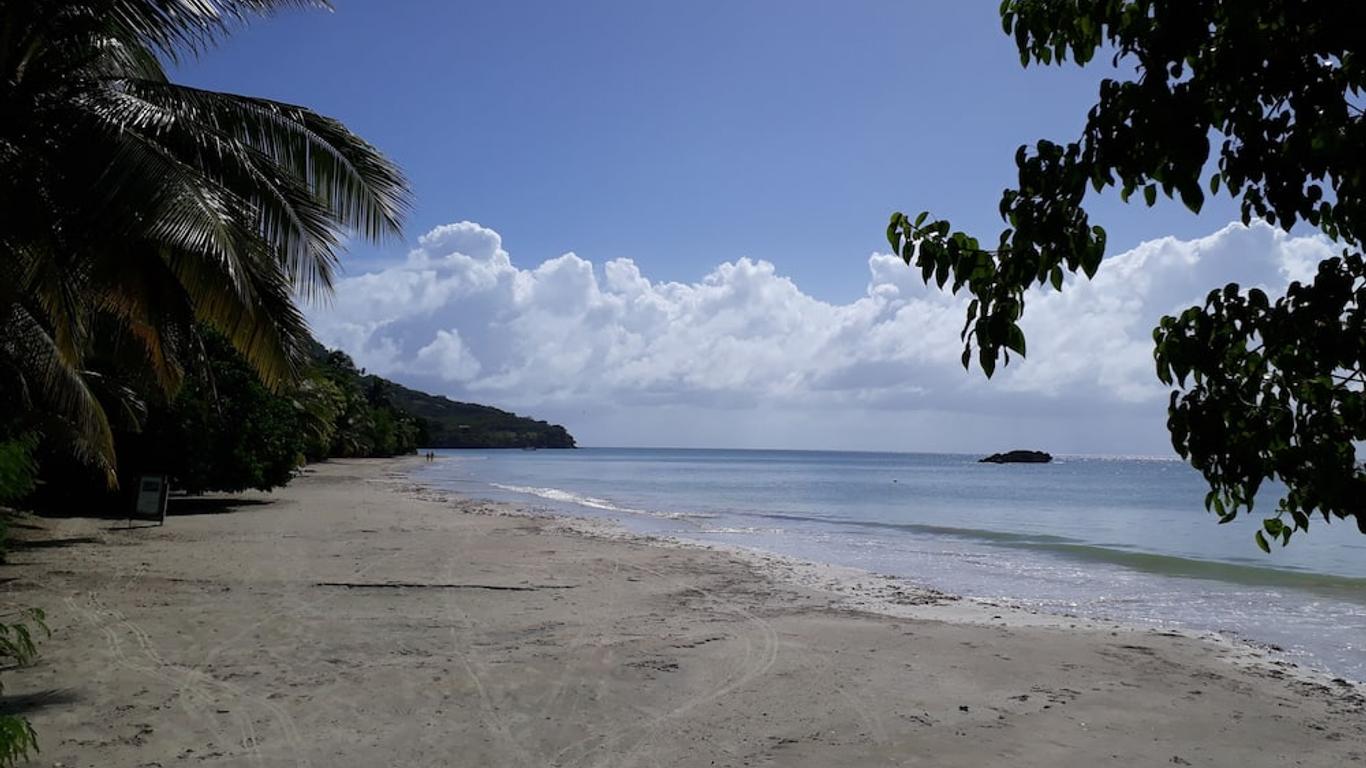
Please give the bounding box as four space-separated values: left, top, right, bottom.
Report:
0 608 48 766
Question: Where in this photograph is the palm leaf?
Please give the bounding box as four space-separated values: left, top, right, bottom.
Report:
56 1 331 62
116 80 409 245
0 0 409 482
0 305 116 484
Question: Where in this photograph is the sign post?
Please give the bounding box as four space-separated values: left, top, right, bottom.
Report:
131 474 169 527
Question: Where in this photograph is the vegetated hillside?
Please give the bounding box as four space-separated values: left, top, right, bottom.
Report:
375 378 576 449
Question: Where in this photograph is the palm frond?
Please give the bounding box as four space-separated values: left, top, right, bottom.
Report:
165 240 312 390
0 0 409 482
0 305 117 484
118 81 409 244
79 83 350 297
57 96 325 385
90 249 199 395
5 239 88 369
73 1 330 61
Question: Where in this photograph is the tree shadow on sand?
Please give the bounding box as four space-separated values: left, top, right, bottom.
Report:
166 497 276 516
30 496 276 521
0 689 80 717
5 536 99 551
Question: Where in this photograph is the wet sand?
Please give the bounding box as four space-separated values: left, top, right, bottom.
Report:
6 457 1364 767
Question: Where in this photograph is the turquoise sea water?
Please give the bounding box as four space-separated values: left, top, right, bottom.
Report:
412 448 1366 680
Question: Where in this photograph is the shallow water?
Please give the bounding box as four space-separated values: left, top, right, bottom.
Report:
413 447 1366 680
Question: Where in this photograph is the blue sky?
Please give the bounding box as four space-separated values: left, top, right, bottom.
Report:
174 2 1311 453
178 1 1239 298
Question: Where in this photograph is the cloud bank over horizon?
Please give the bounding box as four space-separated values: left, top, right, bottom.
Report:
310 220 1332 454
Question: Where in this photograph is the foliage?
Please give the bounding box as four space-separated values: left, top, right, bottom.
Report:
383 381 576 449
0 435 38 505
25 333 571 500
120 336 427 494
0 0 409 482
0 717 37 768
308 350 423 459
886 0 1366 547
125 332 307 494
0 433 40 562
0 609 46 672
295 373 347 460
0 608 48 767
0 4 406 761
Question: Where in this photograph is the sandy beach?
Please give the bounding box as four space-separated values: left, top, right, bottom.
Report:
4 457 1363 767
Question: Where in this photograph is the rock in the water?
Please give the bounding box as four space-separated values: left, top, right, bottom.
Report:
979 450 1052 464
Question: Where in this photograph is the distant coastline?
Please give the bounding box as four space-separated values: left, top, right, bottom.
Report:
375 375 576 449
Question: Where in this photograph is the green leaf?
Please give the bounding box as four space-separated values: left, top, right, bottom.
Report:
879 2 1366 555
1004 324 1027 357
979 346 997 378
1178 181 1204 213
1255 530 1270 554
1291 508 1310 530
1080 246 1102 278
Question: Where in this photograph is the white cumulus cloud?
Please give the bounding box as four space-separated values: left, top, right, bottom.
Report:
309 220 1334 452
415 329 481 382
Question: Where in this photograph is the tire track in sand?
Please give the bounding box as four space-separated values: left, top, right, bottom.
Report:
553 557 780 768
65 593 268 765
438 528 541 768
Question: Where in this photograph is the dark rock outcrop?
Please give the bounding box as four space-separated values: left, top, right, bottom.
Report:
979 450 1052 464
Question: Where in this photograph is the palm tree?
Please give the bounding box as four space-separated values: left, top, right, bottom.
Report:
0 0 409 481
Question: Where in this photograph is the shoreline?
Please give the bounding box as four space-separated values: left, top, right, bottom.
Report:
405 466 1359 690
7 457 1365 766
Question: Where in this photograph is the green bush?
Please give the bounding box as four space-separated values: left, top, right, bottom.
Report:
0 436 38 504
0 608 48 767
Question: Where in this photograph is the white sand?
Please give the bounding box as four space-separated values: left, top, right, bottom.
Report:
5 457 1363 767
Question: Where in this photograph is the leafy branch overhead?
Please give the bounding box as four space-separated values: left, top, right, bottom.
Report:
887 0 1366 547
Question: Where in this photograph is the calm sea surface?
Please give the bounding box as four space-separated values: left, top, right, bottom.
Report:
412 447 1366 680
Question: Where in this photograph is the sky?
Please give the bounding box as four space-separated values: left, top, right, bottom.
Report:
174 2 1323 454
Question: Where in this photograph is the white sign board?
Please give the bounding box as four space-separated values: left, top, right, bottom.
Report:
133 474 169 525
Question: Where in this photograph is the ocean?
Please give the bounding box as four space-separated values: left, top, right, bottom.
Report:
411 447 1366 680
